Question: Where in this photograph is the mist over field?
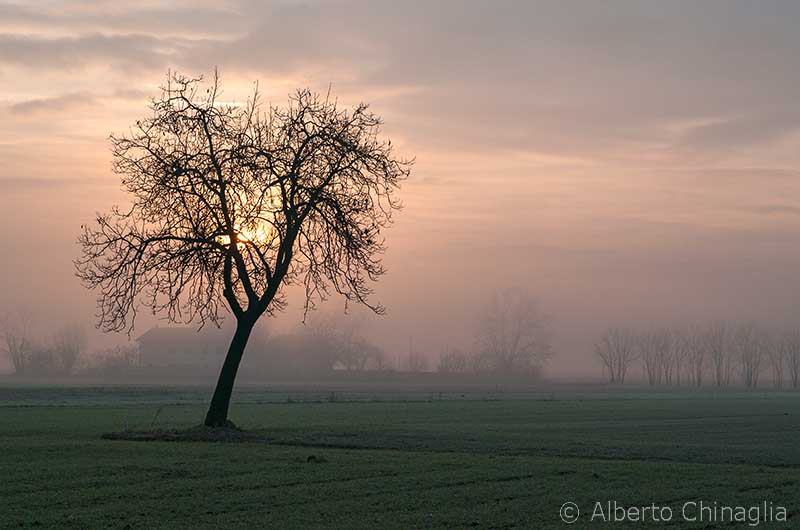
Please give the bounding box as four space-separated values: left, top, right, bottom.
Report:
4 1 800 383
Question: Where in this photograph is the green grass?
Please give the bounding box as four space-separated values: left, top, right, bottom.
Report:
1 386 799 529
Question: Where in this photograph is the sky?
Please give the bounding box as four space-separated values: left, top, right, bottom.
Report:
3 0 800 376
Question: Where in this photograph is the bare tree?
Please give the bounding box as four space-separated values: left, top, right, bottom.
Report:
90 344 140 377
660 333 677 385
26 345 56 375
669 326 692 386
0 312 33 375
595 328 637 384
787 328 800 390
707 321 735 387
637 328 671 386
300 311 383 371
75 72 410 426
680 325 706 387
295 314 340 370
363 342 389 371
51 323 87 375
338 336 384 371
767 330 786 389
437 347 469 373
327 317 363 371
734 322 764 388
474 289 552 375
403 350 429 372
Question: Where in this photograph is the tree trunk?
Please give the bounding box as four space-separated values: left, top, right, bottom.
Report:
204 318 255 427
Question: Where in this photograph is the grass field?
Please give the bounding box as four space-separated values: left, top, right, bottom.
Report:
1 384 799 529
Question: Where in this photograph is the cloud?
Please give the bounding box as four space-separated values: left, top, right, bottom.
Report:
5 88 151 116
4 1 800 187
0 0 798 178
0 2 246 38
0 32 202 71
9 92 99 115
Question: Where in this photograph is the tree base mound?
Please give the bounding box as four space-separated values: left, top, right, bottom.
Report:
102 423 261 443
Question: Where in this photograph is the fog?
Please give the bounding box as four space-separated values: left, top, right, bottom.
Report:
3 0 800 379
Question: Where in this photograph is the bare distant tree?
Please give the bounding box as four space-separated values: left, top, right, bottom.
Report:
340 336 384 371
296 314 340 370
301 312 383 371
670 328 685 386
51 323 87 375
595 328 637 384
365 343 389 371
669 326 693 386
787 328 800 389
330 320 363 371
0 312 33 375
474 289 552 375
660 333 677 385
90 344 140 377
734 323 764 388
637 330 656 385
766 330 786 389
680 325 706 387
707 322 735 387
637 328 672 386
403 350 429 372
75 72 410 426
437 347 469 373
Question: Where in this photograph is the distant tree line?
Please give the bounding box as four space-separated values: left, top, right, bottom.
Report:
1 314 87 376
281 289 554 379
1 288 555 381
270 288 553 379
594 322 800 389
0 312 149 378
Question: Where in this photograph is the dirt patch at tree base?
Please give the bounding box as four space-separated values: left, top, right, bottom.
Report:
102 424 262 443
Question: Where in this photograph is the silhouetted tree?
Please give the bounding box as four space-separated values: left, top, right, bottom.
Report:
437 347 469 373
52 323 87 375
734 322 764 388
707 321 734 387
298 312 384 371
681 325 706 387
1 312 33 375
474 289 552 375
370 347 391 371
767 330 787 389
337 335 384 371
89 345 140 377
787 328 800 389
403 350 429 372
595 328 636 384
297 313 341 371
637 328 671 386
76 72 410 426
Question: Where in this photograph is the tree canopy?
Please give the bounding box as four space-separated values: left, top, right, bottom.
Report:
76 73 410 333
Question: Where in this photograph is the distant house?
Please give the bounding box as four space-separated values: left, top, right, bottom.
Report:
136 326 229 372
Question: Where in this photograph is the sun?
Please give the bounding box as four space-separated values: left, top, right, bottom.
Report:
214 224 273 246
236 223 273 244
